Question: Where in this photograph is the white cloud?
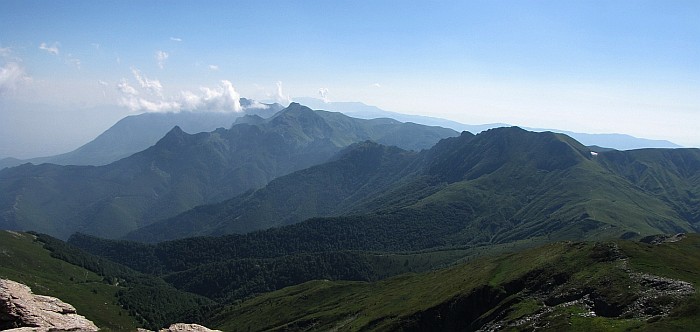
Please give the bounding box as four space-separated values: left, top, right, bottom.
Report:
170 37 182 42
208 64 219 71
155 50 169 69
372 83 382 88
116 79 138 95
120 95 180 113
245 100 269 110
273 81 291 106
39 42 60 55
116 78 246 113
0 47 31 95
184 80 242 112
131 68 163 96
318 88 330 102
0 61 30 95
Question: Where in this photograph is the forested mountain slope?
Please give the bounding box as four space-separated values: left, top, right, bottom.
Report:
69 128 700 306
127 127 700 243
0 103 457 239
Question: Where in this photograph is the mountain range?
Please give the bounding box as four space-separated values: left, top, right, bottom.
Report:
0 103 457 239
1 98 681 172
126 126 700 243
0 99 284 169
294 97 681 150
1 98 699 331
60 125 699 309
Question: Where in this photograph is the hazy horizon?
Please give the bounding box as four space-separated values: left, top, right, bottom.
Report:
2 1 699 158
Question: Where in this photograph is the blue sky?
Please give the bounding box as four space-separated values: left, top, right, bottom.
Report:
1 1 699 157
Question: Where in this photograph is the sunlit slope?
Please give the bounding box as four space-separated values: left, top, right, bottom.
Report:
211 235 700 331
409 130 696 243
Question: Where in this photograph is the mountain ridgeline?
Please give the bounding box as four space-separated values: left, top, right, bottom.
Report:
65 127 700 307
0 103 458 239
2 103 700 331
0 99 284 169
126 126 700 243
293 97 681 150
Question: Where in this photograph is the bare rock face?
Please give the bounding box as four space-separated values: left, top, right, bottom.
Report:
159 323 222 332
137 323 222 332
0 278 99 331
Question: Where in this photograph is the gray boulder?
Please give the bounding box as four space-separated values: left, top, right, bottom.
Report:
0 279 98 331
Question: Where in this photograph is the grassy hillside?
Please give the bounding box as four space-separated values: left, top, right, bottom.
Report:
210 234 700 331
0 230 138 330
0 231 215 330
597 148 700 226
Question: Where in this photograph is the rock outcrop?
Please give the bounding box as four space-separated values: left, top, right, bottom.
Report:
0 278 98 331
137 323 222 332
639 233 686 245
160 323 222 332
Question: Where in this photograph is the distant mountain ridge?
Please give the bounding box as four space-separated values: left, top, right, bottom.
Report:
2 97 678 171
0 103 458 239
126 126 700 243
294 97 681 150
294 97 506 135
0 99 284 169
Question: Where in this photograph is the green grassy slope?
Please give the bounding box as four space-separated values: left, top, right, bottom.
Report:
211 235 700 331
0 231 215 330
597 148 700 226
0 230 138 330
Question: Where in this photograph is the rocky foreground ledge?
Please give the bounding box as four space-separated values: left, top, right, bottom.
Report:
141 323 222 332
0 279 220 332
0 278 98 331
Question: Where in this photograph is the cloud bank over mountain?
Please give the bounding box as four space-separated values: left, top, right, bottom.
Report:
116 68 253 113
